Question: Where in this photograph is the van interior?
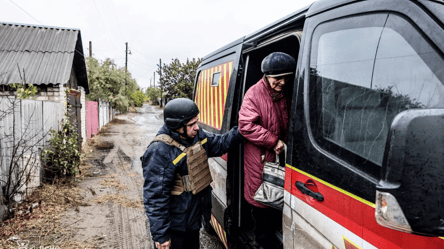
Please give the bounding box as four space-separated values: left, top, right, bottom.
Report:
234 31 302 247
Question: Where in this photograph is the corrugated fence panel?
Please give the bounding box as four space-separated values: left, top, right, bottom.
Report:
103 101 107 126
105 102 109 125
43 101 64 146
86 101 98 139
0 97 64 186
98 100 103 130
20 100 45 198
103 102 107 126
21 99 44 152
99 100 107 130
0 97 21 184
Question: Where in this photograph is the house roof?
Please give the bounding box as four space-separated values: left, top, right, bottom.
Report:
0 22 89 93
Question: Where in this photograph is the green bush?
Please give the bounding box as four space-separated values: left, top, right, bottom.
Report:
131 90 146 107
114 94 130 113
41 112 80 180
145 87 161 104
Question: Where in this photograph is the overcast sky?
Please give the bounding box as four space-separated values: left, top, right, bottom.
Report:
0 0 313 90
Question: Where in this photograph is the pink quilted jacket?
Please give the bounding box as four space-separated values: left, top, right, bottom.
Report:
239 78 289 208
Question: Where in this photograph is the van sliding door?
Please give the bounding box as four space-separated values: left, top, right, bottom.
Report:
193 38 244 241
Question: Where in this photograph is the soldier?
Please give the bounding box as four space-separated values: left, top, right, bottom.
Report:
142 98 242 249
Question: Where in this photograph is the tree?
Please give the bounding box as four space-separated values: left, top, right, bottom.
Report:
86 57 140 112
145 87 161 105
157 58 202 100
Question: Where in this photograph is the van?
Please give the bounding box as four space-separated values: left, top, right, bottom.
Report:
193 0 444 248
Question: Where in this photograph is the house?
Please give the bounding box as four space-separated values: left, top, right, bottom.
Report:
0 22 89 146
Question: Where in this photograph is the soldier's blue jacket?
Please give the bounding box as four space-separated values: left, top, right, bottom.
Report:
142 124 241 244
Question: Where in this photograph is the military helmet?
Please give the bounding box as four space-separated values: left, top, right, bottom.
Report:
164 98 200 130
261 52 296 77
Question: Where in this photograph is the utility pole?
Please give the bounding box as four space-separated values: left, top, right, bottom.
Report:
125 42 128 73
158 59 162 107
89 41 92 57
154 72 155 88
125 42 128 91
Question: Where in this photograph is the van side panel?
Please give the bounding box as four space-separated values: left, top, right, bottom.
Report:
195 61 233 130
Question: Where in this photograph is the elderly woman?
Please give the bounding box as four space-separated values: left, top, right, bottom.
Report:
239 52 296 249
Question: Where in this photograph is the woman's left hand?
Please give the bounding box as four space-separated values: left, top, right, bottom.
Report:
274 140 285 154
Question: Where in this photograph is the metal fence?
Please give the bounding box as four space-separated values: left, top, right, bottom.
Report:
86 101 99 139
0 97 115 202
98 99 113 131
0 97 64 199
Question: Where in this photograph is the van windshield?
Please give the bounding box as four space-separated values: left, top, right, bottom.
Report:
310 13 444 167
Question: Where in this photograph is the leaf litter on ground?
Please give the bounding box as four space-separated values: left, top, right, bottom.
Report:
0 183 87 248
91 194 143 209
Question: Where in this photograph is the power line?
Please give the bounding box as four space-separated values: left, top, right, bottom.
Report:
129 56 155 68
134 71 150 78
100 0 114 32
128 64 157 79
129 70 151 80
128 61 156 72
92 0 117 49
95 0 126 46
100 0 123 44
89 48 120 52
108 0 126 43
75 49 85 57
10 0 41 24
130 48 160 60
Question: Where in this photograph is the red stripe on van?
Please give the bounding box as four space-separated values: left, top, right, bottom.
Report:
289 168 444 249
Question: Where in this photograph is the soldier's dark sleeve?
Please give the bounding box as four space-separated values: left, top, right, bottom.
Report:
204 126 243 157
142 142 176 244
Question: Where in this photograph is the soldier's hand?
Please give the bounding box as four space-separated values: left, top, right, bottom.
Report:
155 238 171 249
274 140 285 155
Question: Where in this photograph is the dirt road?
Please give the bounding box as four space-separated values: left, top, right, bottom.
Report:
63 104 224 248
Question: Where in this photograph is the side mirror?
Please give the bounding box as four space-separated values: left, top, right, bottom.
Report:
376 109 444 236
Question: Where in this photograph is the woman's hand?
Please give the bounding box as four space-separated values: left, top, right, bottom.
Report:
155 238 171 249
274 140 285 155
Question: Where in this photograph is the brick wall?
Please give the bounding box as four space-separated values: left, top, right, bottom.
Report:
34 85 62 102
59 84 67 114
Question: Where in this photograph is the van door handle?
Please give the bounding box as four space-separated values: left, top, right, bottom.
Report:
295 181 324 202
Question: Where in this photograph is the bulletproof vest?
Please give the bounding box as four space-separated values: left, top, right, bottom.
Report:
150 134 212 195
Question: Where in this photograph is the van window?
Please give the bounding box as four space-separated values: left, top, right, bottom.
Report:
212 72 221 87
309 13 444 170
372 14 444 111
